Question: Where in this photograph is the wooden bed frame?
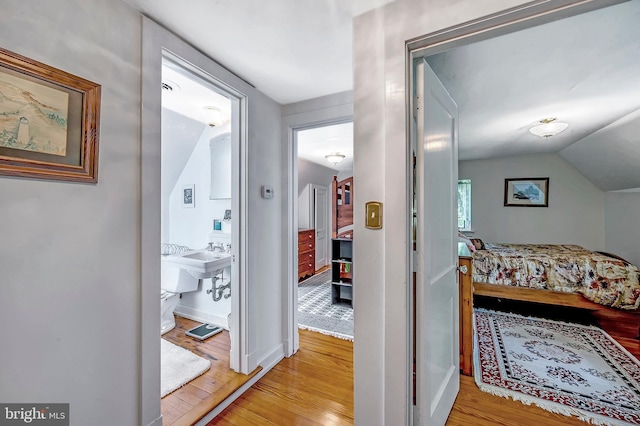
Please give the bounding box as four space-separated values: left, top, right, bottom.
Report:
331 176 353 238
458 254 640 377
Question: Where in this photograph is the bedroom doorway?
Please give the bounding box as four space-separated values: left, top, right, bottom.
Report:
406 0 637 423
288 119 354 352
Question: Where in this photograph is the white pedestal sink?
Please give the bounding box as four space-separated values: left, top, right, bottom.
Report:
165 249 231 279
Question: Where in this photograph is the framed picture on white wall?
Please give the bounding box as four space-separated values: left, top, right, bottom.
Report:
504 178 549 207
183 184 195 208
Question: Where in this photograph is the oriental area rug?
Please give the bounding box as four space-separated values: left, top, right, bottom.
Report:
298 269 354 340
474 308 640 425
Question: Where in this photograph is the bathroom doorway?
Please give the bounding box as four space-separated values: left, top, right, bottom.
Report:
158 54 250 425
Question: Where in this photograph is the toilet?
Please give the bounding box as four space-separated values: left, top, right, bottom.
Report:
161 257 200 335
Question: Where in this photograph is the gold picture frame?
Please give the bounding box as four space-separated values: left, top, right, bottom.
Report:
0 47 101 183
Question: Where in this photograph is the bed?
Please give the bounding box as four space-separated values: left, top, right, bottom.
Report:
331 176 353 239
457 241 640 376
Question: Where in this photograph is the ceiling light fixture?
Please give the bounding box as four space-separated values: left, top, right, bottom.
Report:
325 153 345 165
529 117 569 139
204 106 227 127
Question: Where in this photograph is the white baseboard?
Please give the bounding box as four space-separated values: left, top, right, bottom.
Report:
258 343 284 368
195 345 285 426
174 305 229 329
145 415 162 426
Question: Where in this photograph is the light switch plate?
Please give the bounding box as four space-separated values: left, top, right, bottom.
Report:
365 201 383 229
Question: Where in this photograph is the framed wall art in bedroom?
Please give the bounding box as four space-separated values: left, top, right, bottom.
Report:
504 177 549 207
0 47 101 183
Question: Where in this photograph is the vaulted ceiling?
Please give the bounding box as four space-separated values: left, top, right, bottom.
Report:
426 0 640 191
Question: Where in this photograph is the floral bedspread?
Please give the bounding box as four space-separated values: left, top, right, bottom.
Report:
472 243 640 310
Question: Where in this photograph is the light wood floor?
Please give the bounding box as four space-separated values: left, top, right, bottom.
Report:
208 325 639 426
209 329 354 425
161 316 260 426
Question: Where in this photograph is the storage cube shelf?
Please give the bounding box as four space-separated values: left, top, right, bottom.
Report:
331 238 353 307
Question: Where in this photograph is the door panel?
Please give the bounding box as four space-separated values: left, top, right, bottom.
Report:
314 185 328 269
415 58 459 425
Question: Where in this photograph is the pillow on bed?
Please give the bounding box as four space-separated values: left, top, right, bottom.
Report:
470 238 486 250
458 231 476 252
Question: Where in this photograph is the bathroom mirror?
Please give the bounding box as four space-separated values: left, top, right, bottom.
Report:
209 132 232 199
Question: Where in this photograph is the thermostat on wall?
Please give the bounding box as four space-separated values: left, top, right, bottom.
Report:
261 185 274 199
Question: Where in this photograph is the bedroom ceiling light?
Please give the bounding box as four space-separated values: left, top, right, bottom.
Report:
529 118 569 139
325 153 346 165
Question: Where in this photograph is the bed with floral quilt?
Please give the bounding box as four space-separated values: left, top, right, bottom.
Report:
471 243 640 310
457 242 640 377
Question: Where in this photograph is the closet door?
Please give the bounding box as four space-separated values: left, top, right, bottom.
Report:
313 184 328 269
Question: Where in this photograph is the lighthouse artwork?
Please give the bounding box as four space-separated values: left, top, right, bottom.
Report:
0 68 69 156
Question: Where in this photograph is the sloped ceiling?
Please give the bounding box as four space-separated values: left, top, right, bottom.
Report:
560 108 640 191
161 109 205 197
426 0 640 191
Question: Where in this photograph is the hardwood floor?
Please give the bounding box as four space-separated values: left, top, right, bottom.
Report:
206 319 639 426
208 329 354 425
446 375 590 426
161 316 260 426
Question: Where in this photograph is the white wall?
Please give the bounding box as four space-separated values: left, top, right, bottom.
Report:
164 122 232 328
605 191 640 267
0 0 141 424
298 158 335 230
353 1 542 424
459 153 605 249
168 124 232 250
161 108 206 241
298 158 335 197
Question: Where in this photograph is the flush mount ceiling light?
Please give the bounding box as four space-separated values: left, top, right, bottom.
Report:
529 118 569 139
325 153 345 165
204 106 227 127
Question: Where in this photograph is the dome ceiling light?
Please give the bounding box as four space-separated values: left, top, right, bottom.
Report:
529 117 569 139
325 153 345 165
204 106 227 127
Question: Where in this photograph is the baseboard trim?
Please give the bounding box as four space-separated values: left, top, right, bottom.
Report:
145 415 162 426
244 349 258 374
195 347 285 425
259 343 284 368
174 306 229 330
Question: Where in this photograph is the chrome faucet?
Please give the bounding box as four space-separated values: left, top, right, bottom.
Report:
226 243 232 253
208 242 225 252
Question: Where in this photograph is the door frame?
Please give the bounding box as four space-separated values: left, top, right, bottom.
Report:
161 52 246 372
283 110 352 356
405 0 624 421
140 17 252 426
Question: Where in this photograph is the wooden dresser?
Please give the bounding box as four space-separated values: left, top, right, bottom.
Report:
298 229 316 281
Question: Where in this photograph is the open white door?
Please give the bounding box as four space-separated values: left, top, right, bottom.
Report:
414 58 459 425
313 185 328 270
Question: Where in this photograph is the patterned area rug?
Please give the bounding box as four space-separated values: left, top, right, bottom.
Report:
474 309 640 425
298 270 353 340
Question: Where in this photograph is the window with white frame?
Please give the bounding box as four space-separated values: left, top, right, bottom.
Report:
458 179 471 231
